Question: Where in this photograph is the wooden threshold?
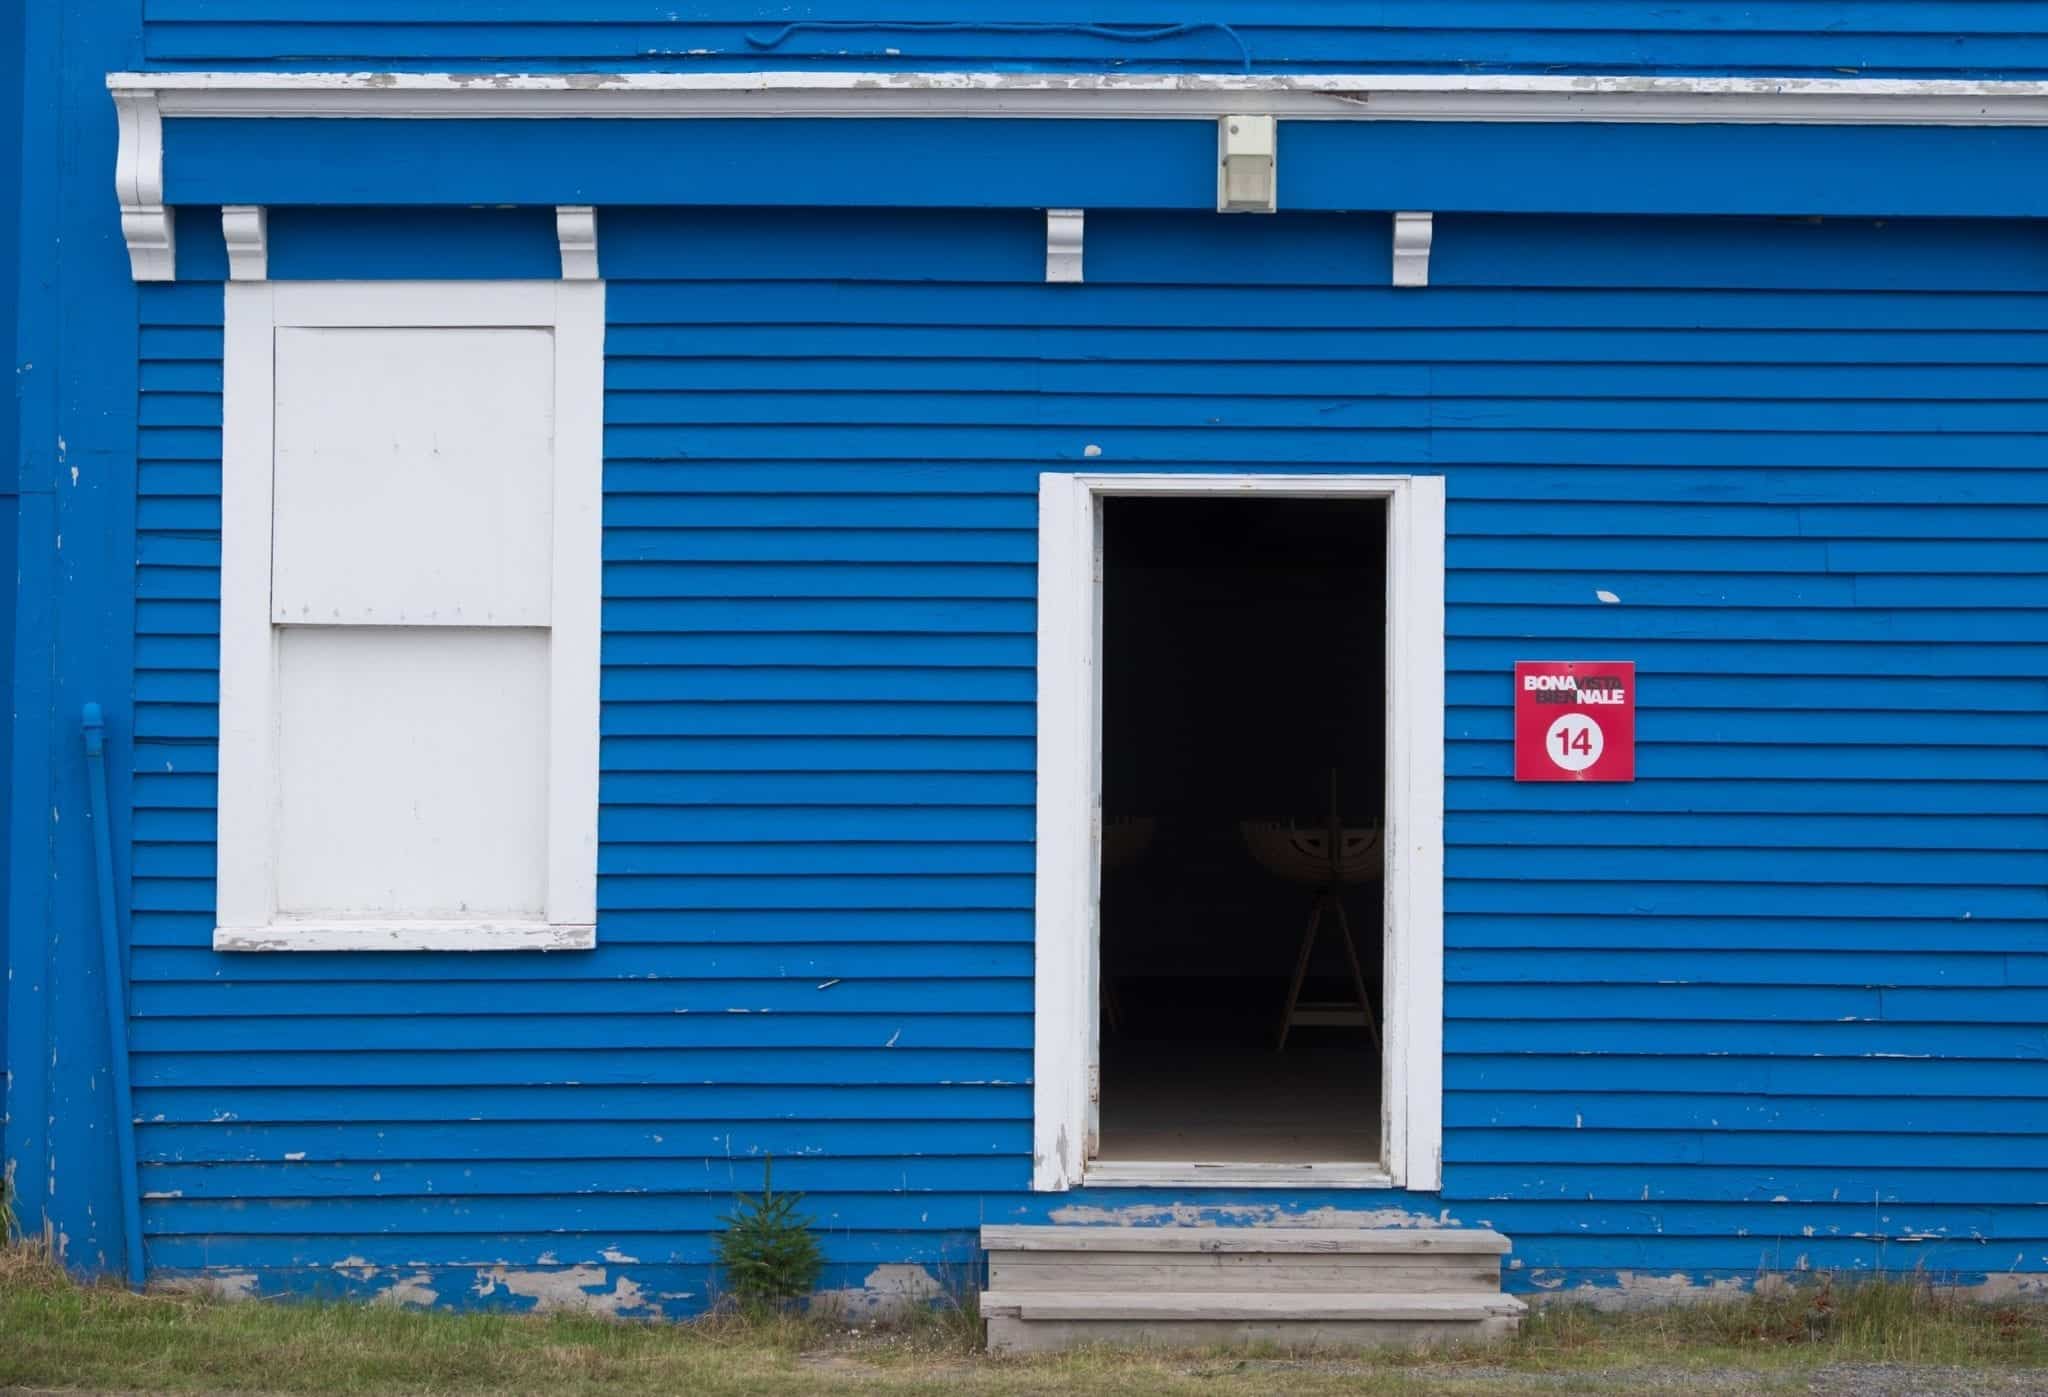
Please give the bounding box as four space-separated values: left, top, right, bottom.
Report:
982 1226 1514 1255
1083 1160 1394 1189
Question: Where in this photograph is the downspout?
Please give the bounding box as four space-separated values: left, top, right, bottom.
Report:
81 703 144 1290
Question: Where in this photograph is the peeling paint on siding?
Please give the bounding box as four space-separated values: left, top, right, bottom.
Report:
1530 1271 1753 1308
1529 1269 2048 1310
155 1272 262 1302
474 1265 651 1317
376 1272 441 1308
813 1264 947 1319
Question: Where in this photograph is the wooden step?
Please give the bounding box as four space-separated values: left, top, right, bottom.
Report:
982 1290 1526 1355
979 1228 1522 1352
991 1250 1505 1294
984 1291 1526 1322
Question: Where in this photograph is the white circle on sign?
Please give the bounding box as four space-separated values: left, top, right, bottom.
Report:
1546 712 1605 773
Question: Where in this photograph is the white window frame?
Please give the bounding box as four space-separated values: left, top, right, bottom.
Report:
214 280 604 953
1032 473 1446 1191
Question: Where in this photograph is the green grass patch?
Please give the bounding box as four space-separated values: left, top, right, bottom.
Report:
1519 1272 2048 1371
4 1246 2046 1395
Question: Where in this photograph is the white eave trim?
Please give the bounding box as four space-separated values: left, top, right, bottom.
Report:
107 70 2048 126
108 69 2048 278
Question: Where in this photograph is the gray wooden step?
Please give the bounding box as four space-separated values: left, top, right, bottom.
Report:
984 1291 1526 1321
982 1290 1526 1355
979 1227 1522 1352
991 1251 1505 1294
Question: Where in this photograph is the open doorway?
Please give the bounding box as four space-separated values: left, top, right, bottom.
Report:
1032 471 1443 1194
1095 495 1388 1166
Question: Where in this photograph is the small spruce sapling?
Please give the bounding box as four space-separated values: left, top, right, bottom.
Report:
714 1156 823 1311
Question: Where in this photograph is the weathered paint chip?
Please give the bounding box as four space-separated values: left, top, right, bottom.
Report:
475 1265 651 1317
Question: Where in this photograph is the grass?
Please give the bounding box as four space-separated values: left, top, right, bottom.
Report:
1518 1272 2048 1369
4 1244 2047 1395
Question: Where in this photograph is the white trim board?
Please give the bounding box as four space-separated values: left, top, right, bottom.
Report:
109 70 2048 125
216 280 603 954
1032 473 1446 1194
213 920 598 954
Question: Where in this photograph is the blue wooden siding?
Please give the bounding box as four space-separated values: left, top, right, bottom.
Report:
129 208 2048 1308
161 119 2048 223
3 0 143 1275
139 2 2048 80
0 0 22 1033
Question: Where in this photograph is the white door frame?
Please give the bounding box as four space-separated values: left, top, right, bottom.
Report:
1032 473 1445 1192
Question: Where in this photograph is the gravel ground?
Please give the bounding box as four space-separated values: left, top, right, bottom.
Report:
1173 1359 2048 1395
12 1371 2048 1396
1805 1366 2048 1396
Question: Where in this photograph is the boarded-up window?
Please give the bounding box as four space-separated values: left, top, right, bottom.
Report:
215 282 602 952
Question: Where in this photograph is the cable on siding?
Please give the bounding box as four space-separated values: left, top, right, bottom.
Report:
744 21 1254 73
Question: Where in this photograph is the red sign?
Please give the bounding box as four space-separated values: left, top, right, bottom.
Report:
1514 661 1636 782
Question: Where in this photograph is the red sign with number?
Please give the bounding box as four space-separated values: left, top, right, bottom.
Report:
1514 661 1636 782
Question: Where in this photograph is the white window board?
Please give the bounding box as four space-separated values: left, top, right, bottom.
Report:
216 280 603 953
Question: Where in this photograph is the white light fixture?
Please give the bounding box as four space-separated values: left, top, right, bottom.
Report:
1217 114 1277 213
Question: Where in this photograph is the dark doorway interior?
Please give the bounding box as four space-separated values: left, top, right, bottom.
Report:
1097 495 1388 1164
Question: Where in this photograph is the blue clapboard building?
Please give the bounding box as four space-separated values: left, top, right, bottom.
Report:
4 4 2047 1336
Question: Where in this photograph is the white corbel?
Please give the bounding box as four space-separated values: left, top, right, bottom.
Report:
1217 114 1277 213
556 205 599 280
222 206 268 281
1046 208 1084 283
1392 211 1434 288
113 89 175 281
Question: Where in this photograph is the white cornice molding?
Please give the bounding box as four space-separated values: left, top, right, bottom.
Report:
108 69 2048 281
107 70 2048 126
222 205 268 280
556 205 599 279
112 88 174 280
1044 208 1083 283
1392 211 1433 288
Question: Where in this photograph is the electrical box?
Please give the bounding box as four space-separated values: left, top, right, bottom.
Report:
1217 114 1277 213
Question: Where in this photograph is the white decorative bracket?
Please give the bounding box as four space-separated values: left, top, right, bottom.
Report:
1217 114 1277 213
113 89 174 281
1392 211 1434 288
222 205 268 280
1046 208 1084 283
557 205 599 280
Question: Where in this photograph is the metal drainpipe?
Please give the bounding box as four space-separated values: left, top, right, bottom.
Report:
82 703 145 1291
